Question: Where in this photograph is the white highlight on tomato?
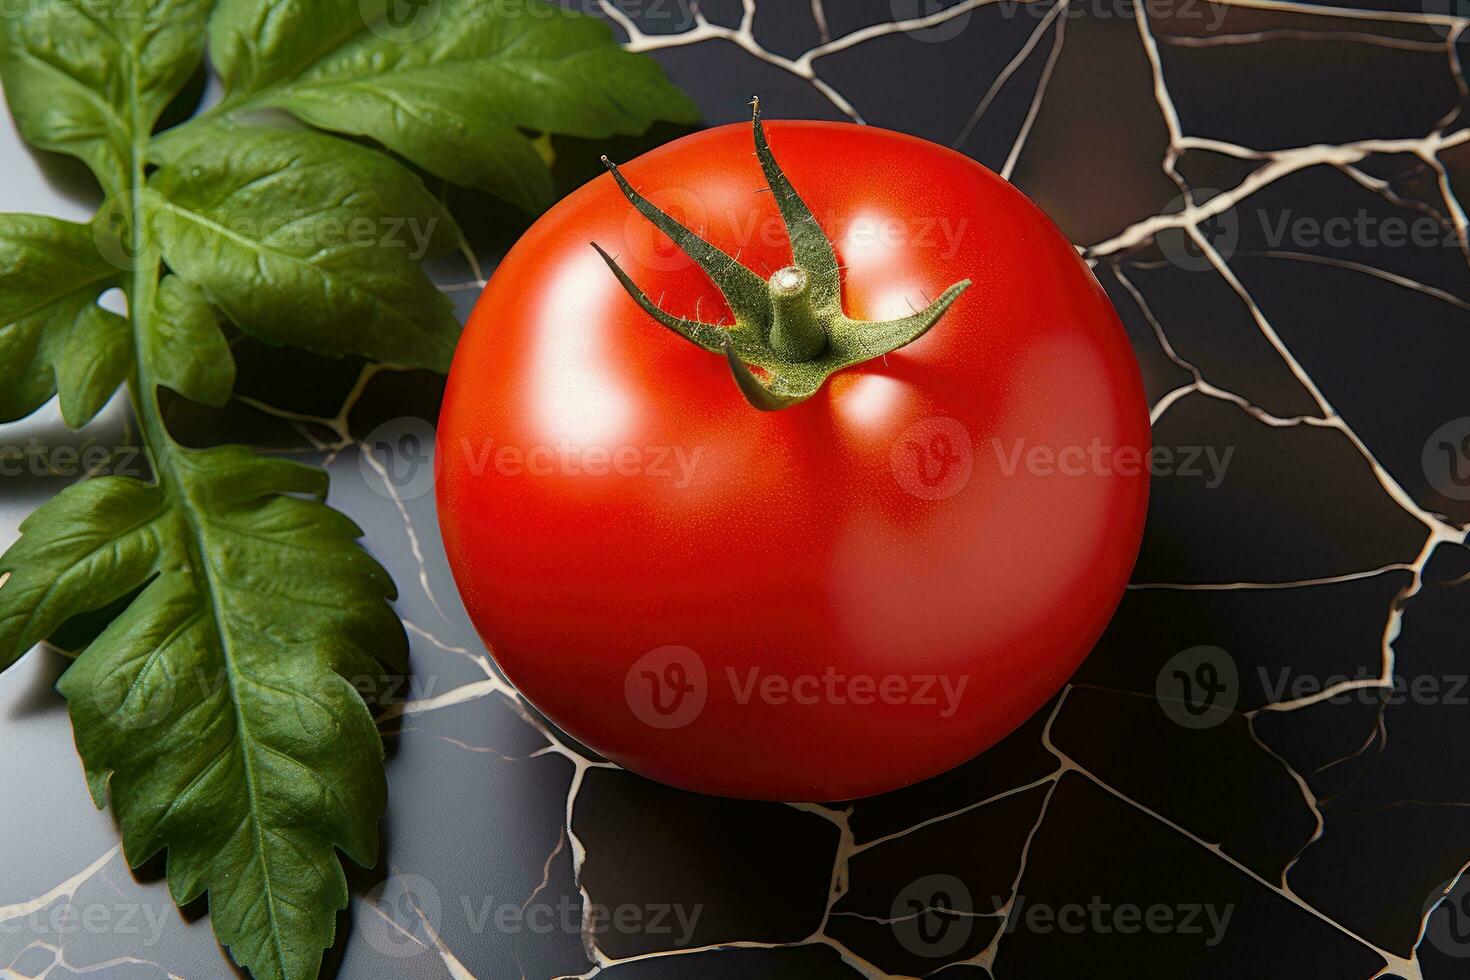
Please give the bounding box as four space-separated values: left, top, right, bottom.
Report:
530 251 634 448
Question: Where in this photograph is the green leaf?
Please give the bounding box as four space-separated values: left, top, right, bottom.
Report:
0 214 129 426
0 0 211 191
0 477 166 671
0 445 406 980
0 1 701 976
197 0 700 211
147 124 462 371
54 300 133 427
206 0 386 95
147 275 236 406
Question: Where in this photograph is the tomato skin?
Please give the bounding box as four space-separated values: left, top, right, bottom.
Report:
436 121 1149 801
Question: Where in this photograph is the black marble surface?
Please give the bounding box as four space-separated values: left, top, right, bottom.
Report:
3 0 1470 977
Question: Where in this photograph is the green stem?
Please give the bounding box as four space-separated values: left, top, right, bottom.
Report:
119 37 180 487
595 97 972 411
766 265 827 361
120 63 294 972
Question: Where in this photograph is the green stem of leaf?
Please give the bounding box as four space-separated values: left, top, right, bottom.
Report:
122 39 165 467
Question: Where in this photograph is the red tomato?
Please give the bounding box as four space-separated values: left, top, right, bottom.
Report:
436 118 1149 801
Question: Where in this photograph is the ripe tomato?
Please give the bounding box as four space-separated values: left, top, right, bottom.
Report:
436 114 1149 801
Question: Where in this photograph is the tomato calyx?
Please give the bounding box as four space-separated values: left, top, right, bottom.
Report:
591 98 972 411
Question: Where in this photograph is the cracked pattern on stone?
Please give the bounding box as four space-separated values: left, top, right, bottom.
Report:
4 0 1470 976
